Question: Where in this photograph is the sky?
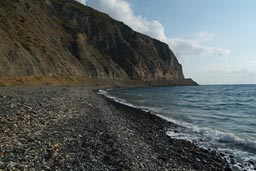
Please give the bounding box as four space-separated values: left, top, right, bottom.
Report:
76 0 256 85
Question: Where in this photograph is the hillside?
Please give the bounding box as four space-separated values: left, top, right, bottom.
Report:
0 0 197 86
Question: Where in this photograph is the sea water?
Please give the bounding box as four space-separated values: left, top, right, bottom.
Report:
99 85 256 170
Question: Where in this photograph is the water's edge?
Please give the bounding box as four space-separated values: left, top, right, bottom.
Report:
97 88 256 171
96 90 235 168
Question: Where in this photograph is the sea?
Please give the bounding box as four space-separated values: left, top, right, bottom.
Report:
99 85 256 171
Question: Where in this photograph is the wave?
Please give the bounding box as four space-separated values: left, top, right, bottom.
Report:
98 89 256 170
167 126 256 171
191 127 256 152
98 89 137 108
99 89 256 152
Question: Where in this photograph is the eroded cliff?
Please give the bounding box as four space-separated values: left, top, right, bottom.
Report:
0 0 197 85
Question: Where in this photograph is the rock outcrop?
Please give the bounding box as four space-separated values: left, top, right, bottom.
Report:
0 0 197 85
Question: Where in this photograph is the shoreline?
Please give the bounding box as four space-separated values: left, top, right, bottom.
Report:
100 91 231 170
0 76 198 87
0 86 230 170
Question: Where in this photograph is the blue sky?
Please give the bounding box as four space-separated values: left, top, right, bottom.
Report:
78 0 256 84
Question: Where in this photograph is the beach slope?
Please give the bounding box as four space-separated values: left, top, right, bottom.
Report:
0 86 229 170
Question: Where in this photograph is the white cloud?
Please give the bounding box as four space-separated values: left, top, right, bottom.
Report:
88 0 230 57
167 38 231 57
76 0 86 5
191 59 256 84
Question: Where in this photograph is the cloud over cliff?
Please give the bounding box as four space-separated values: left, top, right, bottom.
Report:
88 0 230 58
76 0 86 5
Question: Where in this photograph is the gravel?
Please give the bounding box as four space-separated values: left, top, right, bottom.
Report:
0 86 231 171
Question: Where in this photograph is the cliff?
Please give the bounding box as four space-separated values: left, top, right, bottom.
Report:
0 0 197 86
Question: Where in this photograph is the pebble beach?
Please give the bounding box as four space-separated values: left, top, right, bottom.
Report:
0 86 231 171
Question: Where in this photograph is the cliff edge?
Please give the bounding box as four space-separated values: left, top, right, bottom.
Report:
0 0 197 86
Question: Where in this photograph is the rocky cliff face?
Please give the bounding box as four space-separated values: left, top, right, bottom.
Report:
0 0 196 85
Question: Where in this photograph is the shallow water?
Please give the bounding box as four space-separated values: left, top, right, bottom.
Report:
101 85 256 170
